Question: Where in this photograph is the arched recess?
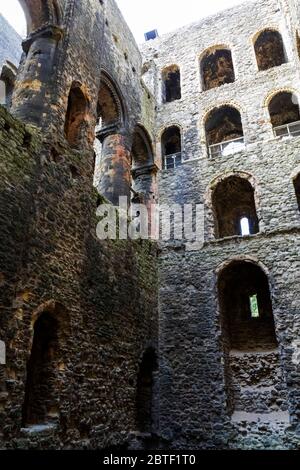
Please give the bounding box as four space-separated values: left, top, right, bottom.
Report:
136 348 158 433
18 0 62 35
217 259 289 419
161 125 182 169
96 71 131 205
205 105 244 157
162 65 181 103
212 175 259 238
64 81 90 149
131 125 157 211
254 29 287 71
22 301 69 427
268 91 300 137
0 62 17 108
200 46 235 91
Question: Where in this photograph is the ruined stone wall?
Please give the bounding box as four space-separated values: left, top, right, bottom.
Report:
141 0 300 449
0 103 157 449
0 0 158 450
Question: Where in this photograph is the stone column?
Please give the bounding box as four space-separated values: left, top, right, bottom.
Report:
96 125 132 206
11 25 63 126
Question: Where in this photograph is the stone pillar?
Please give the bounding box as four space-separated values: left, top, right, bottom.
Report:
97 126 132 206
11 25 63 126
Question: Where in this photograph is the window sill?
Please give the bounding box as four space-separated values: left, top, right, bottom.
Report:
20 423 57 436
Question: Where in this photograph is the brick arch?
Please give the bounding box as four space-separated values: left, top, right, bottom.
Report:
18 0 63 34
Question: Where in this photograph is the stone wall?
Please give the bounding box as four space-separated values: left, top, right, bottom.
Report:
0 0 158 450
141 0 300 450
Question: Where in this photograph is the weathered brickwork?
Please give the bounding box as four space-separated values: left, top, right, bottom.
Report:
1 0 300 451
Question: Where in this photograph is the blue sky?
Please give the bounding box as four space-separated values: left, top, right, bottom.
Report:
0 0 245 41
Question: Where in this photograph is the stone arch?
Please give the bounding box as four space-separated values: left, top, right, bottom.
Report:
211 173 259 238
131 124 157 208
131 125 154 170
22 301 69 427
204 104 244 157
18 0 62 35
253 28 287 71
217 259 288 419
64 81 90 149
161 125 182 169
267 91 300 131
97 70 126 129
0 62 18 108
200 45 235 91
161 64 181 103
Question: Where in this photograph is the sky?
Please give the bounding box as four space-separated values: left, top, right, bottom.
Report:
0 0 246 42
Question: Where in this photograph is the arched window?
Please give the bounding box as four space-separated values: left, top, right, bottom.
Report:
254 29 287 71
0 63 17 108
136 348 158 433
269 92 300 138
64 82 89 148
22 311 59 426
205 106 244 157
161 126 182 169
218 260 288 419
201 48 235 91
131 126 156 205
162 65 181 103
294 173 300 212
212 175 259 238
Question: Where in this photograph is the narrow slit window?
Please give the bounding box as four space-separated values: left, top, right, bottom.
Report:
240 217 250 236
250 294 259 318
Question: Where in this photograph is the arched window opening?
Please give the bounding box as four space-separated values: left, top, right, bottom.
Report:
269 92 300 138
254 29 287 71
22 311 60 427
218 261 288 419
201 48 235 91
0 63 17 108
205 106 244 158
162 65 181 103
161 126 182 169
64 83 89 148
212 176 259 238
132 127 154 171
131 126 156 204
136 348 158 434
294 173 300 212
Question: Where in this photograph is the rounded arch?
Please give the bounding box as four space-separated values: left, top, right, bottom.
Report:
253 27 287 71
131 124 154 170
97 70 127 128
209 173 259 238
216 255 271 277
18 0 62 35
199 44 235 91
64 81 91 148
263 87 300 109
161 64 181 103
204 104 244 154
31 300 69 332
161 125 182 169
267 90 300 128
